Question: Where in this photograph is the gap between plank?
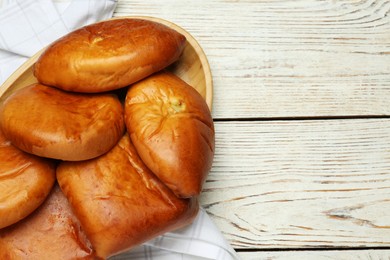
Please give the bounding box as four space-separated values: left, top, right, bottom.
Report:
235 246 390 253
213 115 390 122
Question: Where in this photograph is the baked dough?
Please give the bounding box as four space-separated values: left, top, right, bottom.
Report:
0 185 96 259
34 18 186 93
57 133 199 258
125 71 215 198
0 83 125 161
0 129 55 229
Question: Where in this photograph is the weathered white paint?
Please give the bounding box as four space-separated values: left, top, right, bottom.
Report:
114 1 390 258
115 0 390 119
201 120 390 250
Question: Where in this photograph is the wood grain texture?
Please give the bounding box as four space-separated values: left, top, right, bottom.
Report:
114 0 390 119
238 250 390 260
201 119 390 249
113 1 390 258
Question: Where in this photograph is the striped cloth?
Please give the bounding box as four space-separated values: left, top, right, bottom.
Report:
0 1 240 259
0 0 116 84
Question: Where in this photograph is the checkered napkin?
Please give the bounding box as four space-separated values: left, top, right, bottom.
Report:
0 1 239 259
0 0 116 84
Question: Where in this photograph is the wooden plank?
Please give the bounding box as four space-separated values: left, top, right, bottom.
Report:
200 119 390 249
114 0 390 119
238 250 390 260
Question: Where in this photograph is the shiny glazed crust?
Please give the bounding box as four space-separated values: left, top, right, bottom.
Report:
0 129 55 229
0 17 211 258
34 18 186 93
125 71 215 198
56 133 199 259
0 84 125 161
0 185 97 260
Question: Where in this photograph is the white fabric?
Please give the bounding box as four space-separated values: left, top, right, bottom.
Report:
0 0 116 84
112 208 239 260
0 1 240 259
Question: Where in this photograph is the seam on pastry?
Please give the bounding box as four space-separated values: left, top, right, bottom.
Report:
117 139 178 208
0 162 32 180
199 131 214 153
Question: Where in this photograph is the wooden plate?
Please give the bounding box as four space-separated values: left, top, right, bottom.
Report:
0 16 213 110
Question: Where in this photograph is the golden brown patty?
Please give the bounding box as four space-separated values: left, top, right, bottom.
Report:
0 129 55 229
0 83 125 161
124 71 215 198
0 185 97 259
57 133 199 259
34 18 186 93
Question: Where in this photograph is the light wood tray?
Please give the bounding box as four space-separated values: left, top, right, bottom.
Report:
0 16 213 110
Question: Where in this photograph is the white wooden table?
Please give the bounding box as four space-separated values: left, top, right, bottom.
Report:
114 1 390 259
